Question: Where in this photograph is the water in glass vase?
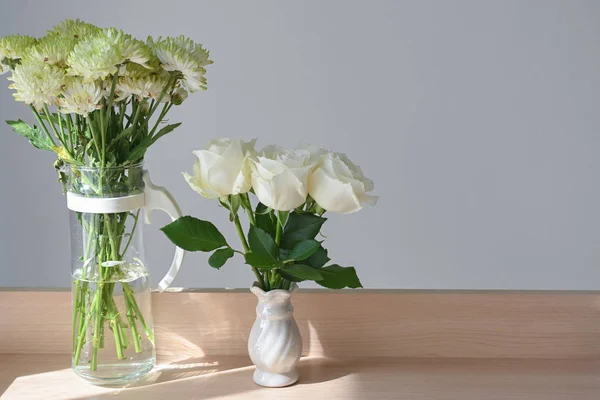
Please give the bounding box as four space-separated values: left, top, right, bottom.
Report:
71 264 155 385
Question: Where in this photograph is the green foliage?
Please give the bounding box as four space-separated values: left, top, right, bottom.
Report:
281 264 323 281
305 245 330 269
286 239 320 261
280 212 326 249
6 120 54 151
151 122 181 145
248 225 278 262
161 216 228 252
316 265 363 289
208 248 234 269
255 202 276 238
127 136 153 162
245 253 282 270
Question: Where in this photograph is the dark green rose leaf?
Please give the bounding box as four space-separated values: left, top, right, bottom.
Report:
255 202 276 238
208 247 234 269
282 264 323 281
316 265 363 289
245 252 280 270
248 225 278 262
286 239 321 261
306 245 330 269
161 216 228 252
280 212 327 249
279 269 304 282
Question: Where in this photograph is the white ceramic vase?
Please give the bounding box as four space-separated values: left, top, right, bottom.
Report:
248 283 303 387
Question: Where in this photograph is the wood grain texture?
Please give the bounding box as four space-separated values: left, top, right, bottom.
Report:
2 355 600 400
1 290 600 359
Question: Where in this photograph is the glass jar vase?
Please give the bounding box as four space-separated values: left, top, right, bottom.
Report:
66 163 183 385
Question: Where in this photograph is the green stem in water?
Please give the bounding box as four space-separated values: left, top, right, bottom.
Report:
123 283 154 344
125 293 142 353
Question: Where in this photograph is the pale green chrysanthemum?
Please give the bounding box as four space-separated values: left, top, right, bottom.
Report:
25 34 78 68
148 35 212 92
47 19 101 40
115 69 172 102
120 32 155 69
8 59 65 109
67 28 153 82
57 77 103 115
0 35 38 74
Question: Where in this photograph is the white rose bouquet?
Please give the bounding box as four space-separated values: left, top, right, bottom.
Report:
1 19 212 372
161 139 378 291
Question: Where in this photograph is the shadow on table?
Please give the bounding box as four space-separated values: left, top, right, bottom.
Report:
68 357 351 400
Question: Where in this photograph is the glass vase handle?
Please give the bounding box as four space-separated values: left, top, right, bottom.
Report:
142 170 185 292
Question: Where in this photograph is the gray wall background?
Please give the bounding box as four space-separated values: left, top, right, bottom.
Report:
0 0 599 289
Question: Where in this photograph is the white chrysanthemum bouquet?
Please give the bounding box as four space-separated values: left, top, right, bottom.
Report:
0 19 211 170
161 139 378 291
0 19 212 379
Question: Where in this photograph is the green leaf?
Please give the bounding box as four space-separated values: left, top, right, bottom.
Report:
127 136 153 161
316 265 363 289
6 120 54 151
282 264 323 281
39 113 60 125
279 269 304 282
245 252 281 270
208 247 234 269
306 245 330 269
280 212 327 249
255 202 276 238
151 122 182 145
109 126 134 148
248 225 278 262
286 240 321 261
161 216 228 252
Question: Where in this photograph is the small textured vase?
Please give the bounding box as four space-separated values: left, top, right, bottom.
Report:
248 283 303 387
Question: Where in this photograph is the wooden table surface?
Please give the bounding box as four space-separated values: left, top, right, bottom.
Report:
3 290 600 399
2 355 600 399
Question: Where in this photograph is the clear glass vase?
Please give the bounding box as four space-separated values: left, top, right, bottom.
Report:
66 163 183 385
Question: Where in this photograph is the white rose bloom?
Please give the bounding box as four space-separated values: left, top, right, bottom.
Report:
184 138 256 199
308 152 378 214
250 146 316 211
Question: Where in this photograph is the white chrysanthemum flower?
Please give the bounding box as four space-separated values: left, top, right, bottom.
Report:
57 77 103 115
68 28 154 82
48 19 101 40
115 71 172 102
26 35 78 68
120 34 155 69
67 32 122 81
148 35 212 92
0 35 38 74
8 59 65 109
